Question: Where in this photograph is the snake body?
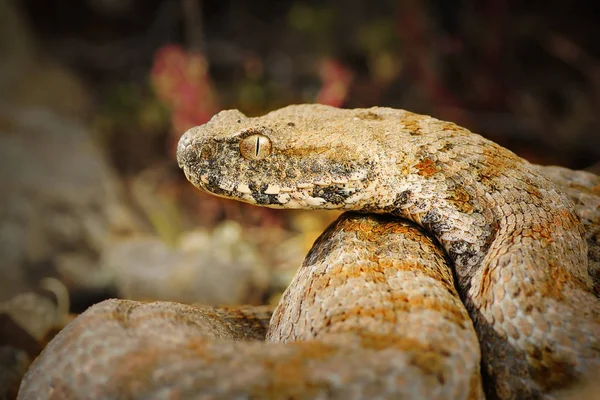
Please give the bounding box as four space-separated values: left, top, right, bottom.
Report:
19 215 482 399
176 105 599 398
18 105 600 399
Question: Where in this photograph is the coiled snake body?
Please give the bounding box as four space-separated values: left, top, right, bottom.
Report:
19 105 600 399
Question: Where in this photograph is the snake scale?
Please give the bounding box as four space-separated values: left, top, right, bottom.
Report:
18 105 600 399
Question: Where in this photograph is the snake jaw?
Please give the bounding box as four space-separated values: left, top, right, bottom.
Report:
176 117 378 210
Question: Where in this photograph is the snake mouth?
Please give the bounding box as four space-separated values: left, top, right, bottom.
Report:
180 155 370 209
186 170 363 209
177 124 376 210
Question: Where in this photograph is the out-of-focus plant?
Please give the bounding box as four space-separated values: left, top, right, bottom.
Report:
151 44 220 150
316 59 352 107
287 2 334 50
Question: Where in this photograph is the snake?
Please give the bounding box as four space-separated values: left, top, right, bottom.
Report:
18 105 600 399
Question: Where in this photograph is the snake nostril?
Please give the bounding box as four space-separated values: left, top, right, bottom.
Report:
200 144 215 161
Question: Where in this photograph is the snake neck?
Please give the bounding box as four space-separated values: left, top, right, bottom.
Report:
368 149 590 295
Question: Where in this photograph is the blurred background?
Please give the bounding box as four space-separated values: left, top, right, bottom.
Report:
0 0 599 395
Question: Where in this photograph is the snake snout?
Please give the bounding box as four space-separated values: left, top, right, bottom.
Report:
176 126 207 169
176 128 194 168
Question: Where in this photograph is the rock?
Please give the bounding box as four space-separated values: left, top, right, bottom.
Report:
0 291 67 400
0 106 139 300
102 221 270 305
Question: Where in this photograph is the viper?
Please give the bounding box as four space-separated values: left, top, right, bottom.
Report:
19 105 600 399
176 104 600 398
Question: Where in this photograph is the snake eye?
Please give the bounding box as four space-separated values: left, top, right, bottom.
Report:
239 134 272 160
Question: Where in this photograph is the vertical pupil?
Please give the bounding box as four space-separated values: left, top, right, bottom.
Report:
255 136 260 156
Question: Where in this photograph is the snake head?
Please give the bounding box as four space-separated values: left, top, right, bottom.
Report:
177 107 376 209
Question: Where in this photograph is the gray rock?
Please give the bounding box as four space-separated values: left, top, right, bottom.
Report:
0 106 139 300
102 221 270 305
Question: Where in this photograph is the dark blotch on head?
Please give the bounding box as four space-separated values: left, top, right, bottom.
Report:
248 182 281 205
329 163 353 176
248 182 263 192
252 193 280 205
206 174 228 196
312 186 351 205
